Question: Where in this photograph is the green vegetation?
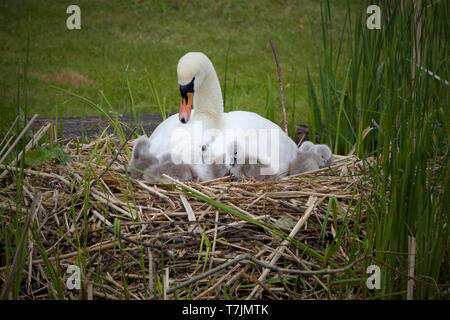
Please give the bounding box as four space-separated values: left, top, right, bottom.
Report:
0 0 364 133
308 0 449 299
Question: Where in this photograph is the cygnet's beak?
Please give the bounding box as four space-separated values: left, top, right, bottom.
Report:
179 92 193 124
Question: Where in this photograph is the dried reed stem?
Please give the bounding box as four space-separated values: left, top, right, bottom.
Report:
0 114 39 166
247 196 319 299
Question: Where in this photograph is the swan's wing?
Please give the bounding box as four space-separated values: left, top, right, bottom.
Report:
148 112 191 161
223 111 298 176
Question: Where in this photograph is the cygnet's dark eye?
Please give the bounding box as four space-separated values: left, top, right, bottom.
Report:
321 155 324 159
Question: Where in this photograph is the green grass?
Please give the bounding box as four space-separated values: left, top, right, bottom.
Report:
0 0 364 134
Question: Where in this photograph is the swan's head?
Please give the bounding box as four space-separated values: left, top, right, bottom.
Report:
177 52 214 123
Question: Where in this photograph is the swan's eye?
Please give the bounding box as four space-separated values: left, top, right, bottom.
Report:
179 77 195 96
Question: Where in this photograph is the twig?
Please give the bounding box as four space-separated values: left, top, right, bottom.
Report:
149 253 373 300
0 164 71 186
247 196 320 299
209 211 219 271
0 122 52 178
241 272 280 300
148 254 249 299
161 174 209 199
407 236 416 300
0 114 39 166
193 264 240 300
180 194 197 233
278 270 295 299
269 40 288 135
148 248 154 297
249 253 372 275
137 181 176 208
95 126 136 183
0 116 19 154
0 136 14 163
164 267 169 300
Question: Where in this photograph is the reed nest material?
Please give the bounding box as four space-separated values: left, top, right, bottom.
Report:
0 133 374 300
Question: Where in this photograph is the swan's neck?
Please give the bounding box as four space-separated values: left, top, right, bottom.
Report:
192 72 224 130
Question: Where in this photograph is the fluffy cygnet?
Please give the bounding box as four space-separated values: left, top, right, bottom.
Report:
299 141 315 152
129 137 231 182
298 141 334 168
196 162 230 181
197 142 233 181
288 151 322 175
128 136 195 182
143 154 196 183
227 140 274 181
128 136 158 179
313 144 334 168
232 160 272 181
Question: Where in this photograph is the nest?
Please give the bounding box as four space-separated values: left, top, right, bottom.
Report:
0 131 374 300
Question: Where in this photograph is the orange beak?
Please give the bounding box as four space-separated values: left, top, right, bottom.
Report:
179 92 193 123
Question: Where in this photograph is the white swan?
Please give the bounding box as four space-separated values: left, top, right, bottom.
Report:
147 52 298 181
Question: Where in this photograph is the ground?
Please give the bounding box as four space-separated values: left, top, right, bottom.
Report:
31 113 317 144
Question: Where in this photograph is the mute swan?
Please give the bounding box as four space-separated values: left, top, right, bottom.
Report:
146 52 298 181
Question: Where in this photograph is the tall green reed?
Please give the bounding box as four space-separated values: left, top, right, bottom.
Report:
310 0 449 299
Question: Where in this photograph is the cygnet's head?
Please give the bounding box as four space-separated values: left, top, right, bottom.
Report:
299 141 315 152
177 52 214 124
128 136 159 179
313 144 334 168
